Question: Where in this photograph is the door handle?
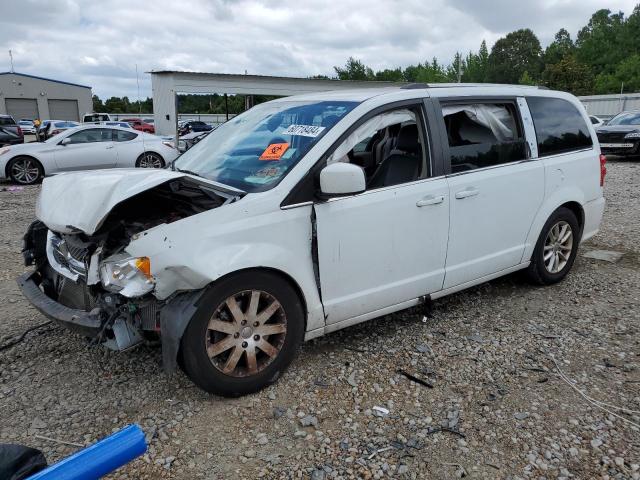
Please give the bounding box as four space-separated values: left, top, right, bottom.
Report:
416 195 444 207
455 188 479 199
106 145 114 149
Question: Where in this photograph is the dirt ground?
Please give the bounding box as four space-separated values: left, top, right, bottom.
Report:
0 160 639 479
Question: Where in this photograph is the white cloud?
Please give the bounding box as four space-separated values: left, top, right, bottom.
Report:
0 0 637 98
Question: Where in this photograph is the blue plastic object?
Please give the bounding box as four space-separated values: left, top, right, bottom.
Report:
28 424 147 480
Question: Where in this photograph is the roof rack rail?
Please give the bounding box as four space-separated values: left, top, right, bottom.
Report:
400 83 430 89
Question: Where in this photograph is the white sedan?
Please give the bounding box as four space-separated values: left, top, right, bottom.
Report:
0 125 179 184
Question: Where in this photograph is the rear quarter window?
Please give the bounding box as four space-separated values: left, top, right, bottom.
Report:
527 97 593 157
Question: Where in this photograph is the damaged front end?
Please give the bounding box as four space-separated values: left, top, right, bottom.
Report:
18 173 242 369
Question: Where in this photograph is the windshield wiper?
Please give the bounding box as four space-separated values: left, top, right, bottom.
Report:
175 168 204 178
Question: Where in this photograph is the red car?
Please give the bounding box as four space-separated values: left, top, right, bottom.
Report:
122 118 155 134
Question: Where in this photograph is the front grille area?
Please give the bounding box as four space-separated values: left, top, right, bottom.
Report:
598 132 630 143
56 274 97 311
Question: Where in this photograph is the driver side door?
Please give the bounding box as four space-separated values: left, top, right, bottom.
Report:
314 101 450 324
54 128 118 171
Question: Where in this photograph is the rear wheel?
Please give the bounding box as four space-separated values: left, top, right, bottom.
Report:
8 156 43 185
526 207 580 285
136 152 164 168
180 271 304 396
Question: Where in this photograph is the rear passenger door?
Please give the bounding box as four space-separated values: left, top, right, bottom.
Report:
437 98 544 288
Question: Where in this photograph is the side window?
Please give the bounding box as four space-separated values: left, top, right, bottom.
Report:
67 129 112 144
115 130 138 142
326 106 428 190
527 97 593 157
442 102 526 173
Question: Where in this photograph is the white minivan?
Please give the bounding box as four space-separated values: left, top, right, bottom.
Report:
19 84 606 396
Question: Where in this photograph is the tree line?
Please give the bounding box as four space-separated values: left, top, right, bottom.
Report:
332 6 640 96
92 6 640 114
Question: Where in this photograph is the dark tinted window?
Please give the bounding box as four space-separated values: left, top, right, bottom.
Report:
67 128 112 144
528 97 592 156
115 130 138 142
443 103 526 173
0 116 15 126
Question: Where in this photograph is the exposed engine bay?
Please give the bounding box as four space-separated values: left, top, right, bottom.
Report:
22 177 240 353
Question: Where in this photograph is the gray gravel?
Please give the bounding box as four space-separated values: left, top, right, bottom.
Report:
1 159 639 479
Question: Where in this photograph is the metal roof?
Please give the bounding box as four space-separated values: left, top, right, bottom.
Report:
0 71 91 89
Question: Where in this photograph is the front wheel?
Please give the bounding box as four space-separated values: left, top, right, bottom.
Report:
180 271 305 396
136 152 164 168
8 156 43 185
525 207 580 285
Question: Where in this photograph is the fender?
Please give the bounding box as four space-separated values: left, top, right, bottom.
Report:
520 183 585 263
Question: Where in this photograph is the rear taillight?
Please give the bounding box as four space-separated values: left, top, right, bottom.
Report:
50 129 62 136
600 154 607 187
16 126 23 136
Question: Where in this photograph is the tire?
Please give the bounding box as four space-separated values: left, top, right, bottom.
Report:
8 156 43 185
136 152 164 168
180 271 305 396
525 207 580 285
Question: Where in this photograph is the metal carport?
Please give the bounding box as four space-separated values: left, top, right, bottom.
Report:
149 71 400 136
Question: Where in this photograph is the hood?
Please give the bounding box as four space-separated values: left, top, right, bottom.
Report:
36 169 199 234
596 125 640 134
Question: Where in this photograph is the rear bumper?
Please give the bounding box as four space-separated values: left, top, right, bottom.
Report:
16 270 103 336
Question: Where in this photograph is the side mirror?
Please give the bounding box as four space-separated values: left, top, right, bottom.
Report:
319 162 366 197
60 137 71 146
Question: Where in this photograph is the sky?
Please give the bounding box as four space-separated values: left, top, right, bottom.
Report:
1 0 637 99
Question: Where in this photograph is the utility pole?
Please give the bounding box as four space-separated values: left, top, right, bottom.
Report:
9 49 14 73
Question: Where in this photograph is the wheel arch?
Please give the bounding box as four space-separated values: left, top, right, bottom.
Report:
161 266 309 374
521 187 587 264
135 150 165 167
5 154 46 179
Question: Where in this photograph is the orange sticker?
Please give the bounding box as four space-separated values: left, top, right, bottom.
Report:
259 142 289 161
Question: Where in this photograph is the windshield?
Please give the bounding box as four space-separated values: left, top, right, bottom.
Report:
607 112 640 126
173 100 357 192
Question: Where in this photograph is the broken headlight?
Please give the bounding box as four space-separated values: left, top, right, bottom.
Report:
99 254 154 297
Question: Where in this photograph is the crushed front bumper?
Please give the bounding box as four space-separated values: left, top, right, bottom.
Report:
17 270 103 337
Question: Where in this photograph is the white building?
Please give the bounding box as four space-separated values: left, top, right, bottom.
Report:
0 72 92 122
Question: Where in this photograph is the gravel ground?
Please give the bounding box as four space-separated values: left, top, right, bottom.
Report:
1 160 639 479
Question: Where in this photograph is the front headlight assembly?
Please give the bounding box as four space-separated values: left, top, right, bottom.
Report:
624 132 640 139
99 254 154 297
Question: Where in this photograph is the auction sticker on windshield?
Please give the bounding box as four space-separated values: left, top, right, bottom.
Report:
282 124 326 137
259 143 290 161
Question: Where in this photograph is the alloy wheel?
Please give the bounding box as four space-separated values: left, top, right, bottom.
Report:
10 158 40 184
543 220 573 274
138 153 163 168
205 290 287 377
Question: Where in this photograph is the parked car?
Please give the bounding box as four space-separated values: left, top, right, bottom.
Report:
179 120 213 135
589 115 605 128
0 125 178 184
37 120 80 141
121 118 155 134
596 110 640 157
83 113 113 123
0 115 24 146
18 85 605 396
18 120 36 135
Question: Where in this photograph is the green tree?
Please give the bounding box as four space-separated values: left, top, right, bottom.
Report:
462 40 489 82
594 54 640 93
576 9 627 76
374 68 404 82
92 95 104 112
519 71 536 85
542 56 594 94
334 57 374 80
544 28 575 65
487 28 542 83
414 58 448 83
